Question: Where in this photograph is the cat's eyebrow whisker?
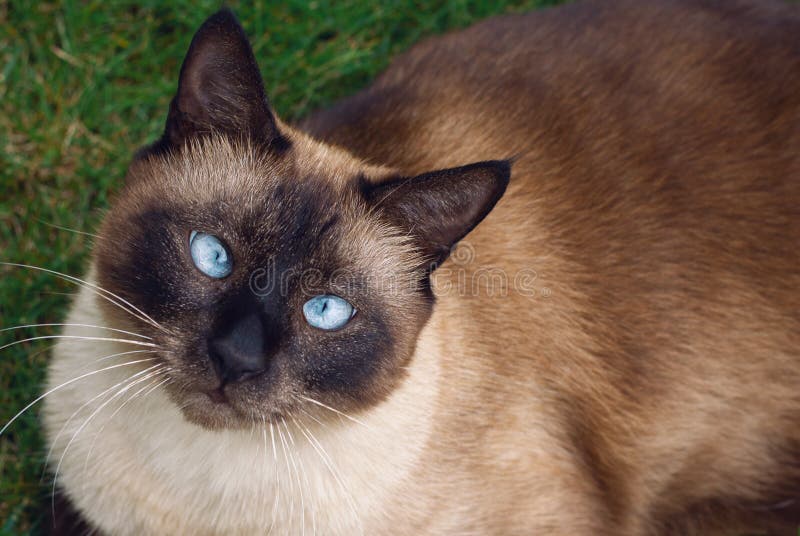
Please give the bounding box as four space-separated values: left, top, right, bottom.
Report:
298 395 372 430
0 323 153 340
366 174 418 217
0 357 158 436
0 335 157 354
0 262 171 336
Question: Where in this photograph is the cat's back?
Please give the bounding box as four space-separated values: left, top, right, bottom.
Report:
305 0 800 320
306 5 800 532
304 0 800 173
306 0 800 310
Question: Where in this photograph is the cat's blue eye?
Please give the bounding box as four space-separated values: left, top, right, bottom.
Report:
189 231 233 279
302 295 355 331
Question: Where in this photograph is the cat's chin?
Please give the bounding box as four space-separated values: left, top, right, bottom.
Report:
177 390 260 431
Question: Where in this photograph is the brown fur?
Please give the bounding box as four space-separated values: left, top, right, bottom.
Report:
304 0 800 533
49 0 800 534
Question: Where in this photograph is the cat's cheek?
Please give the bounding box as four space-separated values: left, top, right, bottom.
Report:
293 315 419 412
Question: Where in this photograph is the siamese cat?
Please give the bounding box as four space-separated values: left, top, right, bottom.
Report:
30 0 800 534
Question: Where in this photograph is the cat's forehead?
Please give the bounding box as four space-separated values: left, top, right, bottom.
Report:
119 139 346 257
128 135 357 207
110 135 420 282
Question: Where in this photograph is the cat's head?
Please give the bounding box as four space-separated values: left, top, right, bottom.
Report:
93 9 510 430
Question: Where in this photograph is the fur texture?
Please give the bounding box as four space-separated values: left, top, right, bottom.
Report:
44 1 800 534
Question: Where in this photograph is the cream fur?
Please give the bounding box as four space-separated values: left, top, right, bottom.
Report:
43 272 439 535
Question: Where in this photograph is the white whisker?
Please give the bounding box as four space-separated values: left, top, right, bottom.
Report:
297 406 326 428
91 349 156 364
39 220 102 240
81 369 170 487
0 323 152 340
268 419 280 536
52 366 167 518
289 416 317 536
282 419 306 536
0 335 157 353
44 362 165 469
276 419 296 534
296 419 363 535
0 262 169 335
0 357 158 436
261 415 278 536
141 375 171 398
299 395 372 430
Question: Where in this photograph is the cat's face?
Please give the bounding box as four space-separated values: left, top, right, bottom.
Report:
96 137 431 429
93 9 509 430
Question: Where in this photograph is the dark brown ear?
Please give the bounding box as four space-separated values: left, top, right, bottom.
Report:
362 160 511 270
160 9 284 150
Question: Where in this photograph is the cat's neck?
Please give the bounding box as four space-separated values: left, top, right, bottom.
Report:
44 269 441 534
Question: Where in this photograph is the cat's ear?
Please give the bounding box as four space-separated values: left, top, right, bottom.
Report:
362 160 511 270
162 9 283 148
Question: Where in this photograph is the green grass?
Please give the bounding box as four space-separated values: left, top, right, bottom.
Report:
0 0 565 533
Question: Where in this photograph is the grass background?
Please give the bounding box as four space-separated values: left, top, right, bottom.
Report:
0 0 568 533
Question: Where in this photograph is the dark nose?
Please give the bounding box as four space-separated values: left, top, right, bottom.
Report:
208 312 267 383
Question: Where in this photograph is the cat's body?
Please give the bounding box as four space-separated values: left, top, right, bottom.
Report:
43 0 800 535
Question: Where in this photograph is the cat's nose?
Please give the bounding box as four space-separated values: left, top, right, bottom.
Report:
208 312 267 384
